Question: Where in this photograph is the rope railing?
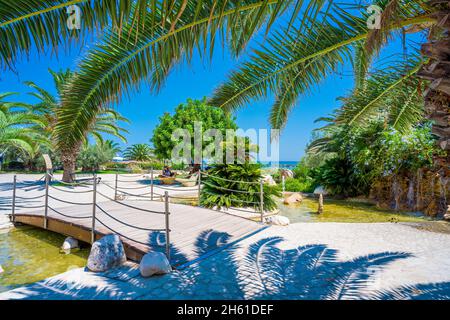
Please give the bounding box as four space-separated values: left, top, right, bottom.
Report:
48 194 92 206
49 184 94 193
48 206 92 219
96 204 165 232
200 172 259 184
94 216 164 247
15 194 46 200
10 172 172 260
96 190 166 215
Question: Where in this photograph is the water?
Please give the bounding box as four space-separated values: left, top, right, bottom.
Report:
0 227 89 293
279 198 430 223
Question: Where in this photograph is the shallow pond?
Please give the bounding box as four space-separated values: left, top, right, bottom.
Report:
0 227 89 293
279 198 431 223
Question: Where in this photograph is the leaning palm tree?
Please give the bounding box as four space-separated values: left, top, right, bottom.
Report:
0 93 47 160
27 69 130 182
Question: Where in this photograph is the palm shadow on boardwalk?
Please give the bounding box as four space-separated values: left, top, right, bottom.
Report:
3 231 450 300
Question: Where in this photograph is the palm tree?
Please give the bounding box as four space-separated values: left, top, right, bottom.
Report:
27 69 130 182
123 144 154 162
0 93 47 164
2 1 447 162
209 0 448 159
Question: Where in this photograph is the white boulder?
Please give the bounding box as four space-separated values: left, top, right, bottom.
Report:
62 237 79 250
283 192 303 204
87 234 127 272
140 252 172 277
264 215 290 226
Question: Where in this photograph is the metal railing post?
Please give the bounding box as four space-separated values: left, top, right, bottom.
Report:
91 174 97 244
44 172 49 229
197 170 201 207
11 175 17 223
114 172 118 200
164 191 170 261
150 166 154 201
260 179 264 223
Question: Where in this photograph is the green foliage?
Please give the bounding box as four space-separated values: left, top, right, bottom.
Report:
305 119 440 197
77 140 119 172
284 178 315 193
200 163 281 211
123 144 154 162
151 98 237 161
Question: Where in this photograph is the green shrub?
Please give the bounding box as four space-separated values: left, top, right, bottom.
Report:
284 178 315 193
200 163 281 211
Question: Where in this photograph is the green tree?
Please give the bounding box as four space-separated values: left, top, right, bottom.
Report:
77 140 120 172
0 93 47 164
123 144 154 162
26 68 129 182
151 98 237 161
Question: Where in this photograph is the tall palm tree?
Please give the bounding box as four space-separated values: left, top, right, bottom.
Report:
27 69 130 181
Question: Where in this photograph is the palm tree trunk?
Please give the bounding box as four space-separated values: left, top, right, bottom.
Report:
60 144 81 183
61 154 76 183
417 1 450 165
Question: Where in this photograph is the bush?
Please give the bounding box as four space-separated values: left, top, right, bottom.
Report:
200 163 281 211
284 178 315 193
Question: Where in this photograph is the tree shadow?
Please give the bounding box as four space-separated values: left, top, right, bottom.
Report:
3 231 450 300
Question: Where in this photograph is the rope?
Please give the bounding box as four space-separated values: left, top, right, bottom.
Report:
117 173 143 178
116 184 148 190
48 194 92 206
49 175 90 187
48 206 91 219
15 194 45 200
96 191 166 215
95 216 165 247
96 205 165 232
201 172 259 184
201 190 259 204
14 204 45 209
156 184 198 191
49 184 94 194
202 181 256 194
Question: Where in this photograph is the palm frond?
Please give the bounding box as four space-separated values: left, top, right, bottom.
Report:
336 57 425 132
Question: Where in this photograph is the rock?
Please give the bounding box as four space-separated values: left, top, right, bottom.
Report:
283 192 303 204
314 186 329 195
444 206 450 222
62 237 79 250
87 234 127 272
262 175 277 186
264 215 290 226
140 252 172 277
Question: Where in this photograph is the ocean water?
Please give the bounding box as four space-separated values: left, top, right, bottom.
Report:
259 161 298 169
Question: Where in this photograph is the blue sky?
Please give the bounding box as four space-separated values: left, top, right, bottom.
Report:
1 10 417 161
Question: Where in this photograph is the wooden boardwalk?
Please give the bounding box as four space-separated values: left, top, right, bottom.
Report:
11 199 265 267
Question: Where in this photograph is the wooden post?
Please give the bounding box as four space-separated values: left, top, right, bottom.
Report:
282 175 285 193
114 172 118 200
197 170 202 207
11 175 17 223
91 174 97 244
318 193 324 214
260 179 264 223
44 172 49 229
150 166 154 201
164 191 171 262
